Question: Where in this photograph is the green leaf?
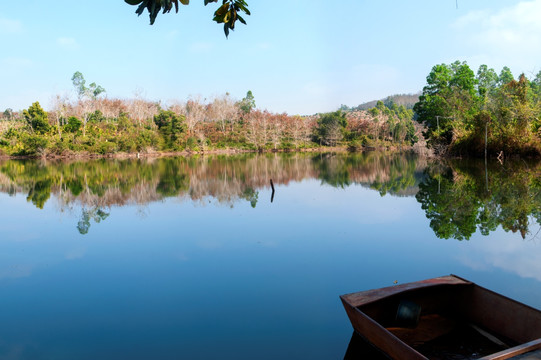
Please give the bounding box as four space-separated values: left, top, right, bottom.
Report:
125 0 144 5
215 3 229 16
135 0 149 16
180 0 189 4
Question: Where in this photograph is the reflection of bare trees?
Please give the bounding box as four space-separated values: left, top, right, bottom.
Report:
0 153 426 211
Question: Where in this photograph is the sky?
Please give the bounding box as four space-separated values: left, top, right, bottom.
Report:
1 0 541 115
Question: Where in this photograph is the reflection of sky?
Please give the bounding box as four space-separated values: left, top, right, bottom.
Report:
1 180 541 359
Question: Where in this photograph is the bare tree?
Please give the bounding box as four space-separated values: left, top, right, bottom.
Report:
269 114 283 150
51 94 70 138
209 94 238 134
185 97 207 136
125 91 160 127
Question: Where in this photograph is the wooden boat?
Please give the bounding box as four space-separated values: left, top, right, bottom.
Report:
340 275 541 359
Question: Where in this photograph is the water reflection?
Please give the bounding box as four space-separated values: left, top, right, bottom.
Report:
416 159 541 240
0 153 425 234
343 332 387 359
1 153 540 240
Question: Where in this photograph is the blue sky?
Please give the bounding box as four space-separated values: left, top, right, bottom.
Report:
1 0 540 114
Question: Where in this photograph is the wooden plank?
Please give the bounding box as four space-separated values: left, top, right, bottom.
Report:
480 339 541 359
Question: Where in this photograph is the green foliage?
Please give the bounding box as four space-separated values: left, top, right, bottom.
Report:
414 61 478 148
27 179 52 209
77 207 109 235
363 100 417 146
415 61 541 157
239 90 256 114
499 66 514 86
186 136 199 150
71 71 105 99
23 102 50 135
315 111 348 146
416 160 541 240
241 187 258 208
19 134 49 156
477 65 498 100
88 110 106 124
3 108 13 120
156 158 190 196
154 110 187 149
64 116 82 133
126 0 250 37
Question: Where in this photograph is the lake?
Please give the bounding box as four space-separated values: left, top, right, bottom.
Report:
1 152 540 359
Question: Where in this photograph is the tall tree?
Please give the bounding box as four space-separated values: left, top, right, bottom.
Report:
71 72 106 137
154 110 187 149
476 65 498 100
414 61 478 152
498 66 514 87
239 90 256 114
315 111 347 146
23 102 50 134
2 108 13 120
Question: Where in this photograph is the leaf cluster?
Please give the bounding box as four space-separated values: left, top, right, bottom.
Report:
126 0 250 37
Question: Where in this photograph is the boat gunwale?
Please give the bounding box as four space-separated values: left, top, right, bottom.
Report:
340 274 471 309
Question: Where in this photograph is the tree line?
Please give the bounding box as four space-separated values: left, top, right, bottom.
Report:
0 73 419 158
414 61 541 157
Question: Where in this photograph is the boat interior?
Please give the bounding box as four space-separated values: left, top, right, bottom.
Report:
355 282 541 359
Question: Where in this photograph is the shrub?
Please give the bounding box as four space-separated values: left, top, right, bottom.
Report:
96 141 117 155
20 134 48 155
23 102 50 134
64 117 82 133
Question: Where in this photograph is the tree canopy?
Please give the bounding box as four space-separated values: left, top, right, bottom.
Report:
125 0 250 37
413 60 541 156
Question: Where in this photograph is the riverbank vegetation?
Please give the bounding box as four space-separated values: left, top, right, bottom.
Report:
5 61 540 160
0 74 419 158
415 61 541 157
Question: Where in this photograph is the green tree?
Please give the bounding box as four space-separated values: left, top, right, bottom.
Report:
414 61 478 153
71 71 105 100
499 66 514 86
126 0 250 37
314 111 348 146
23 102 50 134
64 116 82 133
239 90 256 114
3 108 13 120
154 110 187 149
476 64 498 100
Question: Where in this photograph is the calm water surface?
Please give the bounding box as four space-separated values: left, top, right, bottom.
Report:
1 153 541 359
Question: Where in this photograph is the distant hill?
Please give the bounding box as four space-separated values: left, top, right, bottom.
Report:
349 93 420 111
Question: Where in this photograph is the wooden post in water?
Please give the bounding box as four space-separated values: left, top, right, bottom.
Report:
270 179 275 203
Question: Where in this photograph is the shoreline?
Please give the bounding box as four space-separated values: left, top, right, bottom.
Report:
0 145 411 161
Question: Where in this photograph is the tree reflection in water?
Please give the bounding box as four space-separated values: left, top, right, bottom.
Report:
416 159 541 240
0 153 540 239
